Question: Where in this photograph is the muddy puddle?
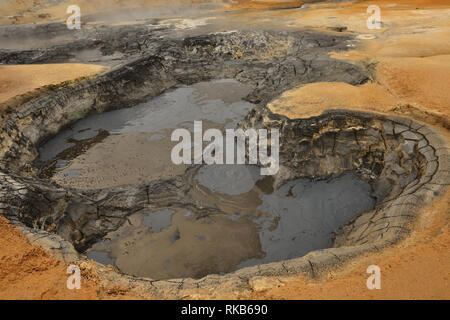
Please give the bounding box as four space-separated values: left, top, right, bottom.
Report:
38 79 376 280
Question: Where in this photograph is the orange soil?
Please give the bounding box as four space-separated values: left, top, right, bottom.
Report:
0 64 108 104
0 215 147 299
0 0 449 300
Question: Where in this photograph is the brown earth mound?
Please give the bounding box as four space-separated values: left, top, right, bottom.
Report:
0 0 449 300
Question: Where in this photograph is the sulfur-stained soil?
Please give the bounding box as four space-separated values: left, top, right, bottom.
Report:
0 0 449 300
247 0 450 300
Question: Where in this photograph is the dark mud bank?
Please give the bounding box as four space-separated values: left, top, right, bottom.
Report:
0 30 448 297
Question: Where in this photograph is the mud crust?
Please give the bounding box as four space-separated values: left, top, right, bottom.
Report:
0 29 448 298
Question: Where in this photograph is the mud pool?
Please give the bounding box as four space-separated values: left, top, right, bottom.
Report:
38 79 376 280
84 169 374 279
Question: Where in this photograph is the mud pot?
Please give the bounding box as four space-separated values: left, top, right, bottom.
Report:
0 28 448 298
37 80 375 279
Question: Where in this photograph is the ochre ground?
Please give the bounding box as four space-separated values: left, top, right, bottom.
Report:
269 56 450 126
0 0 449 299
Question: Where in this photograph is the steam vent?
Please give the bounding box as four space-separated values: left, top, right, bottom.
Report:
0 0 449 300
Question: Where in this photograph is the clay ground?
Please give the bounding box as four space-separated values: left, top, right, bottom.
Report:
0 0 449 299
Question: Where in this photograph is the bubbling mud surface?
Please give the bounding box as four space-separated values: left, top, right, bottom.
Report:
38 79 376 280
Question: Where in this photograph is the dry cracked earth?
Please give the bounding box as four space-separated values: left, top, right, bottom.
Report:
0 0 449 300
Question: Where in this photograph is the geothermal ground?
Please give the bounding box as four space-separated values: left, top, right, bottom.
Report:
0 0 449 300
